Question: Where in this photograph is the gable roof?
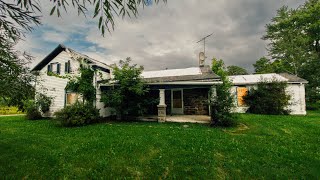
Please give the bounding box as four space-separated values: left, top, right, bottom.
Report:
31 44 109 71
228 73 308 85
278 73 308 83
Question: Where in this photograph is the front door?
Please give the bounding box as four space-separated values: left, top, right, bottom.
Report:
171 89 183 114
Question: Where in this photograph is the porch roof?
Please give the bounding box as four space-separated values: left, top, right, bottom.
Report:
141 66 220 84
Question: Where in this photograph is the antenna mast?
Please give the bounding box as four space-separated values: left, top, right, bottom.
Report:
196 33 213 58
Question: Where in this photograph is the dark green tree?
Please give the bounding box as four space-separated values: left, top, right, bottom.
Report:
263 0 320 103
210 57 237 127
227 65 248 75
253 57 289 74
101 58 150 120
0 36 35 110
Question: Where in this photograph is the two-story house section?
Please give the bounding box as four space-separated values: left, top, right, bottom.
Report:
31 44 112 117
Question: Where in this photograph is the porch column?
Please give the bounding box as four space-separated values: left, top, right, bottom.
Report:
157 89 167 122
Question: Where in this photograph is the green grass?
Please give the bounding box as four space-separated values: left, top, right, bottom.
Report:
1 112 320 179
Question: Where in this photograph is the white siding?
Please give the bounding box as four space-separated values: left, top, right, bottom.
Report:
35 51 80 117
35 51 113 117
286 84 307 115
95 87 113 117
231 84 307 115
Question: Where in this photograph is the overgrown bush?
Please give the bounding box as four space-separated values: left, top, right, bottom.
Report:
210 58 238 127
36 93 52 113
23 93 52 120
24 100 42 120
244 79 291 115
54 103 100 127
101 58 149 120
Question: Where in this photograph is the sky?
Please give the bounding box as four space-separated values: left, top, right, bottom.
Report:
16 0 305 72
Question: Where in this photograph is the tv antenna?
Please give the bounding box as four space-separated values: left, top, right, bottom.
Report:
196 33 213 58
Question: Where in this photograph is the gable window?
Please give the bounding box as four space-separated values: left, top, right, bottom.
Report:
237 86 248 107
47 63 61 75
65 60 71 73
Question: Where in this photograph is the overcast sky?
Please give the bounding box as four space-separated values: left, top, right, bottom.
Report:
17 0 304 72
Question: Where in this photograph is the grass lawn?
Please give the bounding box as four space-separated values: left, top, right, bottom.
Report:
1 112 320 179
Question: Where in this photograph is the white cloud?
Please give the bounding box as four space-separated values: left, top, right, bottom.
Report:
16 0 305 72
42 31 68 43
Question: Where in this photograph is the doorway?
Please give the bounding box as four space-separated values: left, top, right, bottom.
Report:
171 89 183 114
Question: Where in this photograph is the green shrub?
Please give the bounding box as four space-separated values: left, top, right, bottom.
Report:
54 103 100 127
36 93 52 113
210 58 238 127
306 102 320 110
24 100 42 120
244 79 291 115
101 58 149 120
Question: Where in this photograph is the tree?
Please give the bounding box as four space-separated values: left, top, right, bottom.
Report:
210 57 237 127
253 57 289 74
0 35 35 110
227 65 248 75
263 0 320 103
101 58 151 120
0 0 165 111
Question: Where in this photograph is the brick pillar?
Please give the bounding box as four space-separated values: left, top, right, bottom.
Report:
157 89 167 122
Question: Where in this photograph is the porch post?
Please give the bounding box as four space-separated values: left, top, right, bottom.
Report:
157 89 167 122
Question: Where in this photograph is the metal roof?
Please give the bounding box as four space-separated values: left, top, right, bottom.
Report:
229 73 308 85
141 66 220 84
142 67 202 78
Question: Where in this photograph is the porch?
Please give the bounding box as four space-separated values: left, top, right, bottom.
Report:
140 115 210 124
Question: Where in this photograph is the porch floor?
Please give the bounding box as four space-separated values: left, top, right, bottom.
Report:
140 115 210 124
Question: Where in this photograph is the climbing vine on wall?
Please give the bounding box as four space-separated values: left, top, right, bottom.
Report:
65 67 96 104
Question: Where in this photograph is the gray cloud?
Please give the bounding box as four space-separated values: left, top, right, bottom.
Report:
18 0 305 72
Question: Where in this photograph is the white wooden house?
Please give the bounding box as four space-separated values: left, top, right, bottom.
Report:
31 44 111 117
32 45 308 120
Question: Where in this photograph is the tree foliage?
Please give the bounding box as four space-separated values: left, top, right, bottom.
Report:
101 58 149 120
253 57 289 74
263 0 320 103
227 65 248 75
244 79 291 115
210 58 237 127
0 35 35 110
65 67 96 103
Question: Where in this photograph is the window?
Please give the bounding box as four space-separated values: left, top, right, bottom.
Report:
47 63 61 74
66 92 79 106
65 60 71 73
237 87 248 107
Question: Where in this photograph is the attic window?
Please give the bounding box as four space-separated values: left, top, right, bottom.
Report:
47 63 61 75
65 60 71 73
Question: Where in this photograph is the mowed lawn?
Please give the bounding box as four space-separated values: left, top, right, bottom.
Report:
1 112 320 179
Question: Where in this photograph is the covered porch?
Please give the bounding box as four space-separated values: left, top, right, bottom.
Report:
144 84 218 122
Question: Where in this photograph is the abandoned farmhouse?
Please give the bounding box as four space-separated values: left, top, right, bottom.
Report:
31 44 308 121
